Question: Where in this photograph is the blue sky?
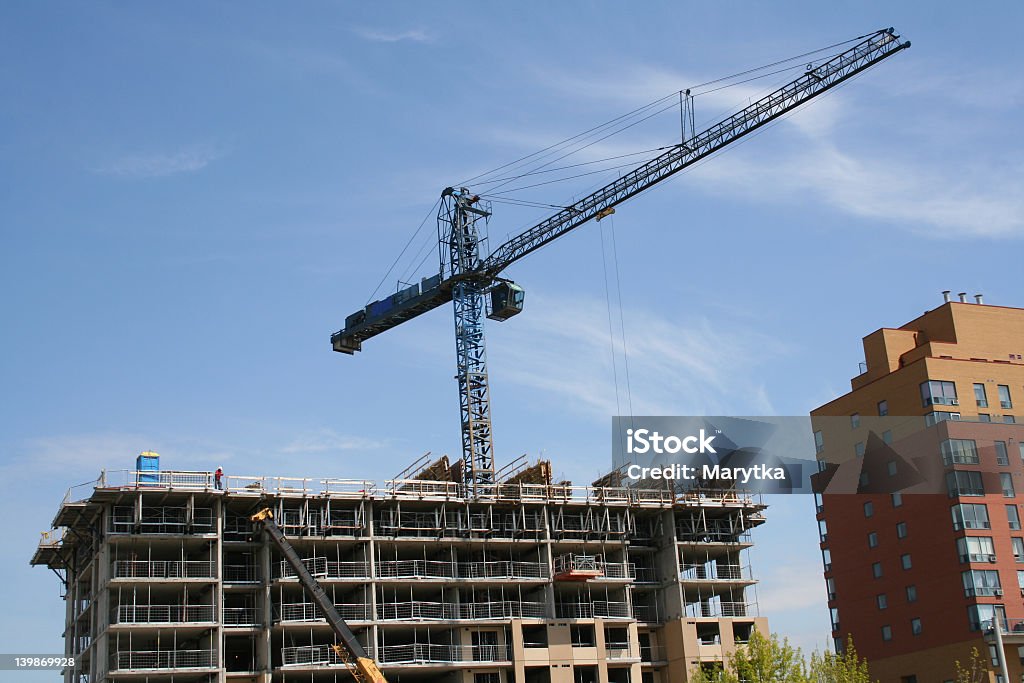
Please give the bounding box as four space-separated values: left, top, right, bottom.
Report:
2 2 1023 671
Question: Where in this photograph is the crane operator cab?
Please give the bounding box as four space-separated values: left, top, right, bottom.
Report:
487 282 525 321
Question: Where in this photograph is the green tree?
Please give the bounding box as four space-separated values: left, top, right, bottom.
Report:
810 636 873 683
953 647 989 683
687 632 877 683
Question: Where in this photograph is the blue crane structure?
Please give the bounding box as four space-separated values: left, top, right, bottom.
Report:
331 29 910 497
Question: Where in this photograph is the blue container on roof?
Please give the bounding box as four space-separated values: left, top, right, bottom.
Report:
137 452 159 484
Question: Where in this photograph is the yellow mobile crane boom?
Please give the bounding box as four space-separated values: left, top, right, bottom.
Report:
251 509 387 683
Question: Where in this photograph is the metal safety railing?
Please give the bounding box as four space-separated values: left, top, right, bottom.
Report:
113 560 216 579
680 564 749 581
374 559 546 580
85 469 756 506
113 649 215 671
115 604 215 624
276 602 372 623
606 642 634 659
555 601 631 619
685 602 752 618
281 642 511 667
223 564 260 583
224 607 259 626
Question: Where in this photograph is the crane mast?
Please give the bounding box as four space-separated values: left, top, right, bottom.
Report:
331 28 910 495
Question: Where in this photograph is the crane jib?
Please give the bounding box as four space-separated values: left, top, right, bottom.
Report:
481 29 909 275
332 28 908 356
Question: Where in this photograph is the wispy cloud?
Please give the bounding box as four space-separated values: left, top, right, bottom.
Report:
353 27 434 44
281 428 388 455
523 64 1024 238
2 431 235 482
488 294 783 421
95 144 225 178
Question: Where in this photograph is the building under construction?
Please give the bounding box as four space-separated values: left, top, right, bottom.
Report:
33 454 766 683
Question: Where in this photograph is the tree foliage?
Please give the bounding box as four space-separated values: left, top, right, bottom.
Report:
688 632 876 683
953 647 989 683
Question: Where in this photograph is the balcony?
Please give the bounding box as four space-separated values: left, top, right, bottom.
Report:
276 602 372 623
373 559 547 580
685 602 751 618
113 560 216 580
555 601 631 619
281 643 512 667
115 604 216 624
224 607 259 627
605 642 635 660
112 649 215 671
276 559 370 580
379 600 546 621
680 564 750 581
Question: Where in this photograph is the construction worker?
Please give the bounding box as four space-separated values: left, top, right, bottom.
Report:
214 467 224 491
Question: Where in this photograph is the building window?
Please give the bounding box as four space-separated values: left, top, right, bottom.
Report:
968 604 999 631
901 554 913 570
998 385 1013 409
887 460 898 476
962 569 1001 597
1019 442 1024 464
911 618 922 636
877 594 888 609
878 400 889 416
1005 415 1016 424
892 492 903 508
1013 537 1024 562
830 607 839 631
979 413 992 422
864 501 875 518
823 548 832 572
975 383 989 408
819 519 828 543
957 536 994 562
881 625 893 641
814 492 824 513
872 562 883 579
947 470 985 497
921 380 958 407
926 411 961 426
906 585 917 602
814 430 824 454
896 521 908 539
851 413 861 429
827 577 836 601
994 441 1010 466
855 441 865 457
883 430 894 445
1009 505 1022 530
941 439 979 465
1002 473 1015 498
952 503 990 530
859 472 871 488
868 532 879 548
1017 571 1024 589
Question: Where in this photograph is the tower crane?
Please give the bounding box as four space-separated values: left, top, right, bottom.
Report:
332 29 910 496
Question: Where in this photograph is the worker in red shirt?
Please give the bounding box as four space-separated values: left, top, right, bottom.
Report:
215 467 224 491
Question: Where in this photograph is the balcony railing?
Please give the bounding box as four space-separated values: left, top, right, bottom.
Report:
113 560 216 579
281 643 511 667
373 559 547 580
113 649 215 671
224 607 259 626
606 642 634 659
277 602 372 622
555 601 631 619
223 564 260 583
380 601 546 621
685 602 752 618
640 644 666 662
115 604 215 624
602 563 636 580
680 564 748 581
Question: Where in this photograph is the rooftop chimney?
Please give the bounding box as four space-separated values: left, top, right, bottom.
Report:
958 292 968 303
975 294 984 305
942 290 951 303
